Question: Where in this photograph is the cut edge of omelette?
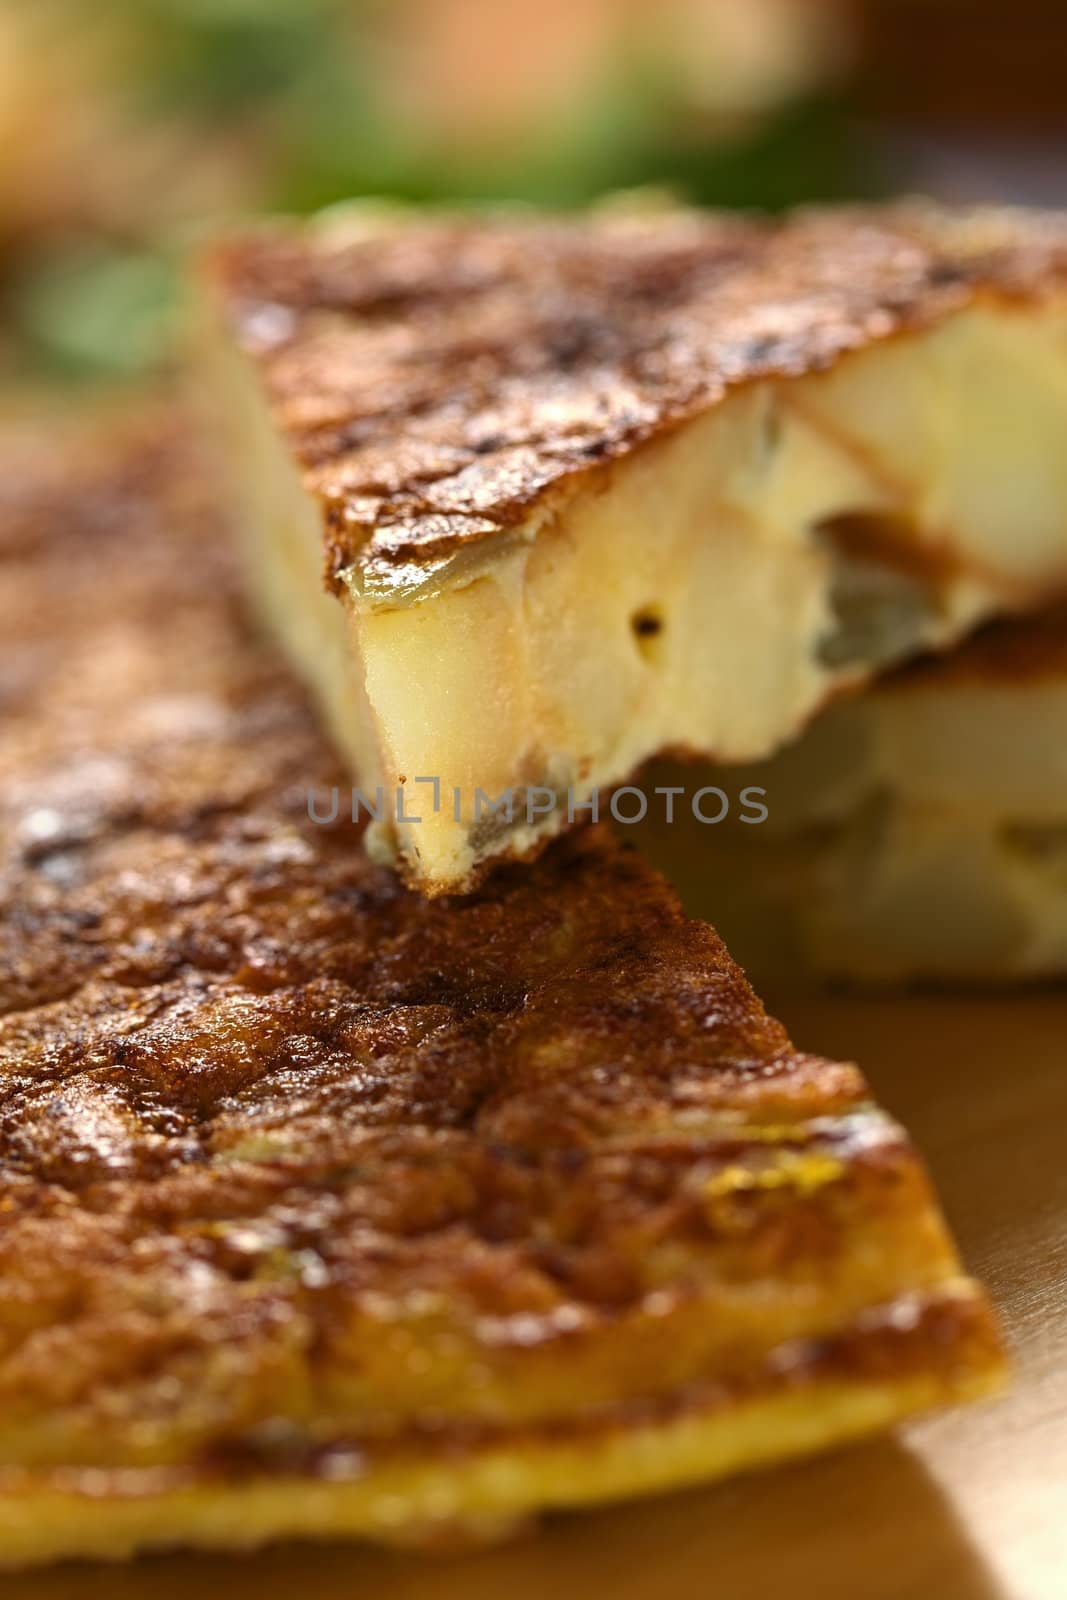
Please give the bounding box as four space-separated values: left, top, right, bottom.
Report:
0 1282 1003 1567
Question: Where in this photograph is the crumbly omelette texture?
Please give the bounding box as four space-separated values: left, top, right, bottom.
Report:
0 412 1004 1567
634 604 1067 983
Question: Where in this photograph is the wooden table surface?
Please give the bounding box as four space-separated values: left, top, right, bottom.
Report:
8 994 1067 1600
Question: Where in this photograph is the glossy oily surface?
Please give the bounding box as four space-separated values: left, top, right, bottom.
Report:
0 411 1000 1565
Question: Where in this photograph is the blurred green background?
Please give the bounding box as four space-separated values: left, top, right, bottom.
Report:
1 0 1064 380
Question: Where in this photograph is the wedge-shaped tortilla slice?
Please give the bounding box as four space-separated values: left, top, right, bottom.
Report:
0 413 1004 1568
200 200 1067 892
635 606 1067 983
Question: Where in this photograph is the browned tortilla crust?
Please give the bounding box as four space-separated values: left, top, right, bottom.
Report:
888 602 1067 693
0 411 1000 1517
0 1291 999 1505
203 203 1067 586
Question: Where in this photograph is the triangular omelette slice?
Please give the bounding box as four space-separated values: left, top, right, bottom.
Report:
0 412 1003 1568
200 200 1067 891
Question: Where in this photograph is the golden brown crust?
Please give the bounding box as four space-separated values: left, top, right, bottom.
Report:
202 202 1067 586
0 411 1001 1516
887 601 1067 693
0 1288 1000 1498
